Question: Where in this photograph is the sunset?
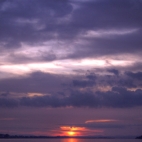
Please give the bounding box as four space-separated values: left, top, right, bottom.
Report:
67 131 75 136
0 0 142 141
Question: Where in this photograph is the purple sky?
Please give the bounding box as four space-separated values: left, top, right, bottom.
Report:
0 0 142 137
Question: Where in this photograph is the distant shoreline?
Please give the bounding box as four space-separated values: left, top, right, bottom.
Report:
0 134 137 139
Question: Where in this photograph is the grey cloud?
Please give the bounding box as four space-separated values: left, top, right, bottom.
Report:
0 70 141 95
0 97 18 107
125 71 142 80
59 0 142 58
107 69 119 76
0 69 142 108
71 30 142 59
86 73 97 80
73 80 95 87
72 0 142 29
0 0 73 48
6 50 57 64
130 62 142 71
0 0 141 60
97 87 142 108
0 71 68 93
0 87 142 108
72 71 140 89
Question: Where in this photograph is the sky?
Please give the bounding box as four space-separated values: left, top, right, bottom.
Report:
0 0 142 137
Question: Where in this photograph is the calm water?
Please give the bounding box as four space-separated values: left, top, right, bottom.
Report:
0 139 139 142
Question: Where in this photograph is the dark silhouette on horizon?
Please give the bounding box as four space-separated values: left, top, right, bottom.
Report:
0 133 138 139
136 135 142 139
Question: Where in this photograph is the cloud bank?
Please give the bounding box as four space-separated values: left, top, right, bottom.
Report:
0 0 142 109
0 70 142 108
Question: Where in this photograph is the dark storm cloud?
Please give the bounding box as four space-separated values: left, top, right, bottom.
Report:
0 97 18 107
0 69 142 95
0 86 142 108
72 72 96 88
0 70 142 108
68 0 142 57
73 79 95 87
127 62 142 73
125 71 142 80
107 69 119 76
72 70 141 89
68 29 142 59
0 71 68 93
72 0 142 29
0 0 73 48
0 69 142 94
17 87 142 108
6 50 57 64
0 0 142 108
0 0 142 61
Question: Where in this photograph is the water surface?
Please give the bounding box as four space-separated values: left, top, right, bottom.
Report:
0 139 138 142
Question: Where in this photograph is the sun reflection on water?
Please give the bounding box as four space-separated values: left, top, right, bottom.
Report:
62 138 79 142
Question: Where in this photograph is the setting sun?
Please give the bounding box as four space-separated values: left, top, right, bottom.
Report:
67 131 75 136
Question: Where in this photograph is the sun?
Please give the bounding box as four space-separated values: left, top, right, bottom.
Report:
67 131 75 136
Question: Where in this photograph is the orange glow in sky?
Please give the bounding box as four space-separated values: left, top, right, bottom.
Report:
67 131 75 136
60 126 86 131
60 126 103 136
85 119 117 123
60 126 86 136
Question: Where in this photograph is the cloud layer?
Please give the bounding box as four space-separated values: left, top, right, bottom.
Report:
0 70 142 108
0 0 142 64
1 87 142 108
0 0 142 109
